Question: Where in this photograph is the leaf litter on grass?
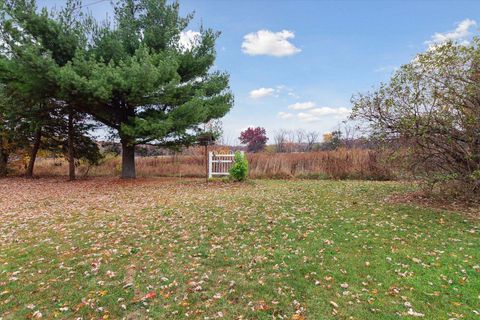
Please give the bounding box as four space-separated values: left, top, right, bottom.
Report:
0 177 478 319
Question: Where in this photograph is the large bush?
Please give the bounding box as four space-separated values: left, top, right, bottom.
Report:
351 39 480 198
229 151 248 181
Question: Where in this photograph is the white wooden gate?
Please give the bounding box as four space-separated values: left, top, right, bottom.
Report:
208 152 243 178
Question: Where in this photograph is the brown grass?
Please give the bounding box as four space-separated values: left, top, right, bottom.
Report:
247 148 394 180
13 148 395 180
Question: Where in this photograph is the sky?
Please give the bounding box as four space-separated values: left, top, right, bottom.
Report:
37 0 480 143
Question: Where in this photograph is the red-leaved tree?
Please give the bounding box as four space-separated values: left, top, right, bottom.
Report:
239 127 268 152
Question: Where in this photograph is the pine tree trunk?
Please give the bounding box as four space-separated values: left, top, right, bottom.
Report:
68 110 75 181
0 146 8 177
121 138 136 179
26 127 42 178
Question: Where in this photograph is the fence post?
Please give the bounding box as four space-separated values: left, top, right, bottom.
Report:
208 151 213 179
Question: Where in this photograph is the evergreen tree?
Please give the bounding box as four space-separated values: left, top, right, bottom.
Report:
1 0 232 179
0 86 30 176
57 0 233 178
0 0 101 179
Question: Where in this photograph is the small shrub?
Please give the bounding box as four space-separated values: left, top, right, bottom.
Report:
229 151 248 181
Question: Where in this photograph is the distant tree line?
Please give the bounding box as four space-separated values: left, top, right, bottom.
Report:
270 125 377 153
235 124 380 154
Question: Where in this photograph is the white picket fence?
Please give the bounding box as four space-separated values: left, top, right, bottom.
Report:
208 151 243 178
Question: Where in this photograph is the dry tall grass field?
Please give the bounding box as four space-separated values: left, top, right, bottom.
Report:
26 148 395 180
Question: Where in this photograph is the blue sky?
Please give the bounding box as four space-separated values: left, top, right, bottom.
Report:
38 0 480 142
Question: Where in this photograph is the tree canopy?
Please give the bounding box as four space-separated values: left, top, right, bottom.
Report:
239 127 268 153
0 0 102 178
351 39 480 195
59 0 233 178
0 0 233 178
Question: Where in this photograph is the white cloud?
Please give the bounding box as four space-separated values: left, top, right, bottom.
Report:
276 85 300 98
374 65 398 73
277 85 300 98
297 107 351 123
309 107 351 117
249 87 275 99
288 92 300 99
277 112 294 119
425 19 477 47
298 112 320 123
249 85 299 99
288 101 315 110
242 30 301 57
179 30 201 50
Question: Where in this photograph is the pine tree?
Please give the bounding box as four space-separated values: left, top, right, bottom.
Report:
1 0 232 179
57 0 233 178
0 0 101 179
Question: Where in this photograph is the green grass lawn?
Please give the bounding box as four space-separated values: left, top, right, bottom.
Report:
0 178 478 319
